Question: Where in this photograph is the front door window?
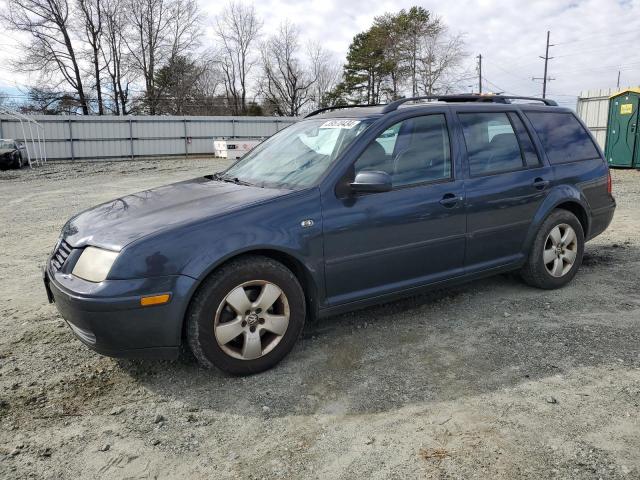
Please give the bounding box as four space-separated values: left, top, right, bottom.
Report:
354 114 452 188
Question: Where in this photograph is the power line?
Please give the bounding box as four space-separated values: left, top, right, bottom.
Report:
554 43 640 59
553 26 640 46
555 60 640 76
486 30 640 72
482 77 512 95
483 58 531 83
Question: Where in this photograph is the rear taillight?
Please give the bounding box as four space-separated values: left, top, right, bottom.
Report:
607 171 612 194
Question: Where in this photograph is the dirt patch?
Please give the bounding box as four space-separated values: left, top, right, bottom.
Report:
1 161 639 479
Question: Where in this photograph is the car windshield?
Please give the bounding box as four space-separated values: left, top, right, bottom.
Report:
0 140 15 149
221 118 373 189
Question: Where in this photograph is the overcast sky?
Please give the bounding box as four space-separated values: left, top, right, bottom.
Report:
205 0 640 108
1 0 639 109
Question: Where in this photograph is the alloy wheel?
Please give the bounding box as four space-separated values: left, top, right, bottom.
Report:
213 280 290 360
543 223 578 278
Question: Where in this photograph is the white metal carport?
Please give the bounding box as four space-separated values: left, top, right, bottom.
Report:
0 107 47 167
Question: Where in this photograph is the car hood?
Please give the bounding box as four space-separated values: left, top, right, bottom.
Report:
0 149 15 155
62 177 290 250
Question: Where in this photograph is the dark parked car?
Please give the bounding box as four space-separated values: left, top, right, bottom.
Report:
44 95 616 375
0 139 26 170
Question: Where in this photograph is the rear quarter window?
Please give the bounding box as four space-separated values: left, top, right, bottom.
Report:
525 112 601 164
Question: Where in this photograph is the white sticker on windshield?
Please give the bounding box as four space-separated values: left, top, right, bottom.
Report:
320 119 361 129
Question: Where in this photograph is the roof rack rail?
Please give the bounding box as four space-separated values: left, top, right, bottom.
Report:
303 94 557 119
304 103 384 118
382 94 557 113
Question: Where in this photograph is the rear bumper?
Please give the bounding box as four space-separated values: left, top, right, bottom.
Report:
587 200 616 241
45 269 196 359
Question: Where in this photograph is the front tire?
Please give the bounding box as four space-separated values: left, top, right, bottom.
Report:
520 209 584 289
186 255 306 375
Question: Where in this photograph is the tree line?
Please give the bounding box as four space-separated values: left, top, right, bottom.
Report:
1 2 468 116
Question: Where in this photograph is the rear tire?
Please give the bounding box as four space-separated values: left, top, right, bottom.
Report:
520 209 584 289
186 255 305 375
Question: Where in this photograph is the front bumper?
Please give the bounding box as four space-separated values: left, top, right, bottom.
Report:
44 267 197 359
0 153 16 168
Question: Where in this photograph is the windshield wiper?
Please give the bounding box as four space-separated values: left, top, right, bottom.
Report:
212 172 254 187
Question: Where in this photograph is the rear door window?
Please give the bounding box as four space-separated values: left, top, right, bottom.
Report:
524 112 600 164
458 112 525 176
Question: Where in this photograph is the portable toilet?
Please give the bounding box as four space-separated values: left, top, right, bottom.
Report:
605 88 640 168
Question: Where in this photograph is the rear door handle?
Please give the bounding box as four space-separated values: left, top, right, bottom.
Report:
532 178 550 190
439 193 463 208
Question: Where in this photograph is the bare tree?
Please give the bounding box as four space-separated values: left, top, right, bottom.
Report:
78 0 105 114
417 23 467 95
195 56 224 99
168 0 201 60
0 93 8 108
214 1 261 115
260 22 315 116
3 0 90 114
307 42 341 109
20 86 84 114
126 0 201 114
101 0 131 114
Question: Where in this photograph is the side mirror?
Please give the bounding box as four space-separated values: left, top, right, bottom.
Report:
350 171 392 194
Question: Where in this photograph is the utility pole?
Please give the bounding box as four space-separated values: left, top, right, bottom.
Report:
477 54 483 94
617 70 621 90
532 31 555 98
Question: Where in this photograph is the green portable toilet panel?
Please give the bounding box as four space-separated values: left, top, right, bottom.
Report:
605 88 640 168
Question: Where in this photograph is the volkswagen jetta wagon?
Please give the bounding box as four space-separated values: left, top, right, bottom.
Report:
44 94 616 375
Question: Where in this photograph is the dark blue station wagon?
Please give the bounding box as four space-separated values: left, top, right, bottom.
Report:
44 95 616 375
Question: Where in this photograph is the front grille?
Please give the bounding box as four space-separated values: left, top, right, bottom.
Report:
51 239 72 271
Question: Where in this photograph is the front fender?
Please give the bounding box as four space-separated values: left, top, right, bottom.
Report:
522 185 591 253
179 190 323 280
178 188 325 316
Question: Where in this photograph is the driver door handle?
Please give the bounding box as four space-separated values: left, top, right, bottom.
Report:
532 178 550 190
439 193 463 208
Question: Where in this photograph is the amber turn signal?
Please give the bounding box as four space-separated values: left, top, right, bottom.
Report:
140 294 171 307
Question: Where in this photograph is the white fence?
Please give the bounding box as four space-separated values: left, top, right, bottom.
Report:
0 115 297 161
575 88 631 149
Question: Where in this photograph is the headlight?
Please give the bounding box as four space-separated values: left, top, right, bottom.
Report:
72 247 119 282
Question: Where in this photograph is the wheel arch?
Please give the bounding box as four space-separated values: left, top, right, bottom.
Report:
524 188 591 255
553 201 589 237
179 248 321 346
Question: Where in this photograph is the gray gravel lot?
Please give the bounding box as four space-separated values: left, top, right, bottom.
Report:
0 159 639 479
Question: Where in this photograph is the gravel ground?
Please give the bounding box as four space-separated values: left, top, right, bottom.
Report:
0 159 639 479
